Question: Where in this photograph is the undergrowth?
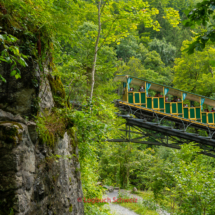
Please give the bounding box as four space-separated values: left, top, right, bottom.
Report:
116 190 159 215
36 108 74 146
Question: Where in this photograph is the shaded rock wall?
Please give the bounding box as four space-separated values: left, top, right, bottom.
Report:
0 61 40 118
0 64 84 215
0 61 54 118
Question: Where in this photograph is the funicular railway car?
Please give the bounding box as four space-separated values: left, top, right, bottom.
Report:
114 75 215 126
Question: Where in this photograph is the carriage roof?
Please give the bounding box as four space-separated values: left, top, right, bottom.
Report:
114 75 215 106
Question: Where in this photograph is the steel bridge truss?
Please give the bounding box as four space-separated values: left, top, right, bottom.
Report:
107 100 215 158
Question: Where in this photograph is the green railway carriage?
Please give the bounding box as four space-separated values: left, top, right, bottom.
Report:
114 75 215 126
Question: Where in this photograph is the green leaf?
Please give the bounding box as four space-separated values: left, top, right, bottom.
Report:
11 63 16 70
201 36 209 41
183 9 190 16
15 73 21 79
209 60 215 67
0 34 5 41
182 20 188 25
10 70 16 76
0 57 7 62
16 68 21 74
19 57 28 67
0 74 6 82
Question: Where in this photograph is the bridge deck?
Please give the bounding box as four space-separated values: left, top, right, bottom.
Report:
116 100 215 132
111 100 215 158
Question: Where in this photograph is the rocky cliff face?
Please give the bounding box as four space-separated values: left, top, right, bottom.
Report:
0 64 84 215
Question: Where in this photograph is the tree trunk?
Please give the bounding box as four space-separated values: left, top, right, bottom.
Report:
90 0 101 100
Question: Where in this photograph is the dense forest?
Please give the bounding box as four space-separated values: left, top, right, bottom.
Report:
1 0 215 214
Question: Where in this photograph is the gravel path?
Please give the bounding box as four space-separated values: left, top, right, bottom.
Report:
104 189 170 215
103 190 139 215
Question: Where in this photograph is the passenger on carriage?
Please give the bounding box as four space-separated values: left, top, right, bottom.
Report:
172 96 181 102
155 92 162 97
129 87 134 91
139 86 145 92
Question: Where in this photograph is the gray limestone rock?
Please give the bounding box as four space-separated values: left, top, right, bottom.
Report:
108 186 114 192
0 61 84 214
0 109 26 124
0 113 84 215
0 60 39 118
0 61 54 118
27 121 38 144
38 73 54 111
133 187 137 192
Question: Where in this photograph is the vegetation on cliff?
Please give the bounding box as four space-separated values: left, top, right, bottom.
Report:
2 0 215 214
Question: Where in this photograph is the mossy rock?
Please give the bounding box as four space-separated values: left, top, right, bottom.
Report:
69 205 73 212
0 122 23 144
0 121 23 129
37 110 68 147
68 127 78 148
47 74 66 108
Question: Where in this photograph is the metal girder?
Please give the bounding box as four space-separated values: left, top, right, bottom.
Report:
125 118 215 146
107 138 215 158
115 100 215 135
107 100 215 158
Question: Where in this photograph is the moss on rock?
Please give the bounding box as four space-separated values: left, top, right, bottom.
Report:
36 110 68 147
0 121 23 129
47 74 66 108
0 122 23 144
68 127 78 148
69 204 73 212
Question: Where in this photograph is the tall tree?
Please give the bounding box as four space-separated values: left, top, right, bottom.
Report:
87 0 180 99
91 0 101 100
173 40 215 97
149 38 176 66
183 0 215 54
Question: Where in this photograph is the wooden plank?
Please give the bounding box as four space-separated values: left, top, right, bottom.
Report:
196 108 200 119
134 93 140 103
196 108 201 122
165 103 170 113
178 103 182 114
141 92 145 103
208 113 213 124
214 113 215 124
153 98 159 109
190 108 195 119
147 98 152 108
172 103 177 114
184 108 188 119
128 93 133 103
159 98 164 109
202 113 207 123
